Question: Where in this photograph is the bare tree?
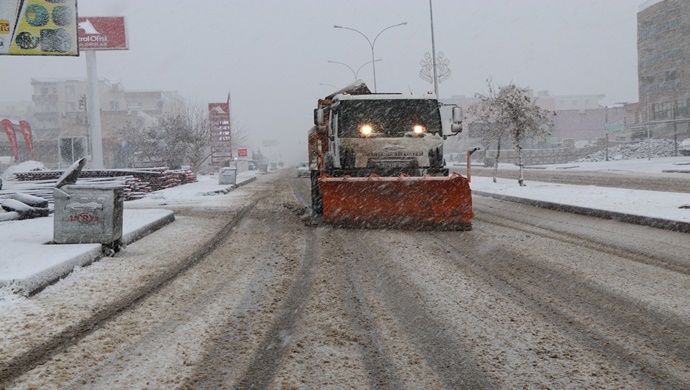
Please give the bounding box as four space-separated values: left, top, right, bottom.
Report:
117 102 215 171
116 118 161 168
153 112 192 169
117 101 253 172
183 103 211 172
469 81 555 186
230 119 251 152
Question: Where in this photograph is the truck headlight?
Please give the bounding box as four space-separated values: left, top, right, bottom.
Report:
413 125 425 134
360 124 373 136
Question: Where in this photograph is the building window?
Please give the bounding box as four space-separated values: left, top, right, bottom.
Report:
66 102 76 111
109 101 120 110
41 87 48 95
65 86 74 95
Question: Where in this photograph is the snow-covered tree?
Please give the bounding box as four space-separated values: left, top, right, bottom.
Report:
469 81 555 186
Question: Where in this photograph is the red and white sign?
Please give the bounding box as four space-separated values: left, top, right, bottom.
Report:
237 149 248 158
78 17 128 50
209 101 232 165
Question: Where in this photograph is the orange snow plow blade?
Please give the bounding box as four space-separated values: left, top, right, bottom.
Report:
318 173 473 230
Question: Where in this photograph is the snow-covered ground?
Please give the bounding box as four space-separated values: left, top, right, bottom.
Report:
0 171 258 296
467 156 690 223
473 155 690 174
1 159 689 299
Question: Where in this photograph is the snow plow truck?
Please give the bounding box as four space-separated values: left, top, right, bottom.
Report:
308 81 474 230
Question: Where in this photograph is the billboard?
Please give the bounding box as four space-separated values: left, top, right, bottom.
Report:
209 101 232 166
1 0 79 56
78 16 128 50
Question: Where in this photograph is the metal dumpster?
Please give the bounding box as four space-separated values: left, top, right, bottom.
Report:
218 167 237 185
53 184 124 246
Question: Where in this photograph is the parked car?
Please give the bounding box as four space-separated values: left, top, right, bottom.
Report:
297 161 310 177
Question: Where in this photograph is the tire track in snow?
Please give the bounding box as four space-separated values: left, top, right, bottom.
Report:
187 196 306 388
341 230 493 389
0 200 259 387
234 228 321 389
432 231 690 388
332 230 404 389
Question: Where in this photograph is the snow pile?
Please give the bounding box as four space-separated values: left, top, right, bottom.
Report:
1 161 47 181
576 139 678 162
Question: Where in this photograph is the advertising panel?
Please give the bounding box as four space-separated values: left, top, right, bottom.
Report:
209 101 232 166
1 0 79 56
77 16 128 50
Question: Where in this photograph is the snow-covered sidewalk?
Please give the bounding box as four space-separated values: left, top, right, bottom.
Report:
0 171 258 294
471 176 690 224
470 176 690 234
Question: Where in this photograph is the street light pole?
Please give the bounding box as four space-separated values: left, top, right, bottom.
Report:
605 106 609 161
646 94 652 160
328 59 383 81
429 0 439 96
334 22 407 92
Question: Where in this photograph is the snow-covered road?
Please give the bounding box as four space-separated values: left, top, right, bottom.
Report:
2 168 689 388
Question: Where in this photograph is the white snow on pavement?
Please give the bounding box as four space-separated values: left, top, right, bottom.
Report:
1 159 689 301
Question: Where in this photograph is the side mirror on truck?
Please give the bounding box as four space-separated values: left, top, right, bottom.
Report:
314 108 325 127
451 106 463 133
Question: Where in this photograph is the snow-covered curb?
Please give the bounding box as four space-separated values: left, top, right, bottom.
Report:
199 176 257 195
473 190 690 234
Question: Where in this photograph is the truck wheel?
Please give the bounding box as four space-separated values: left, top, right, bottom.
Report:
324 154 335 175
310 170 323 215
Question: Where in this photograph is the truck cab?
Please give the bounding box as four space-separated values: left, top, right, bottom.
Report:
315 93 462 177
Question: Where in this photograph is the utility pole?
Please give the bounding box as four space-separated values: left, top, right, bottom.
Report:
86 50 104 168
673 100 678 156
79 94 90 157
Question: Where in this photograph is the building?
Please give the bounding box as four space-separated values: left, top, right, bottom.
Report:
29 78 185 168
0 100 34 122
637 0 690 141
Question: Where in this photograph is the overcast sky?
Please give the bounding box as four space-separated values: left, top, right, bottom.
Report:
1 0 642 163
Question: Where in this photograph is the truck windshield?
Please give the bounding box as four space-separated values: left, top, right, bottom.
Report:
338 99 442 137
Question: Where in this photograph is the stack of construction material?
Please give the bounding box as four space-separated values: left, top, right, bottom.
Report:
0 192 50 222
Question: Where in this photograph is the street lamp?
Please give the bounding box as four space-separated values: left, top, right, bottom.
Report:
328 59 382 81
333 22 407 92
